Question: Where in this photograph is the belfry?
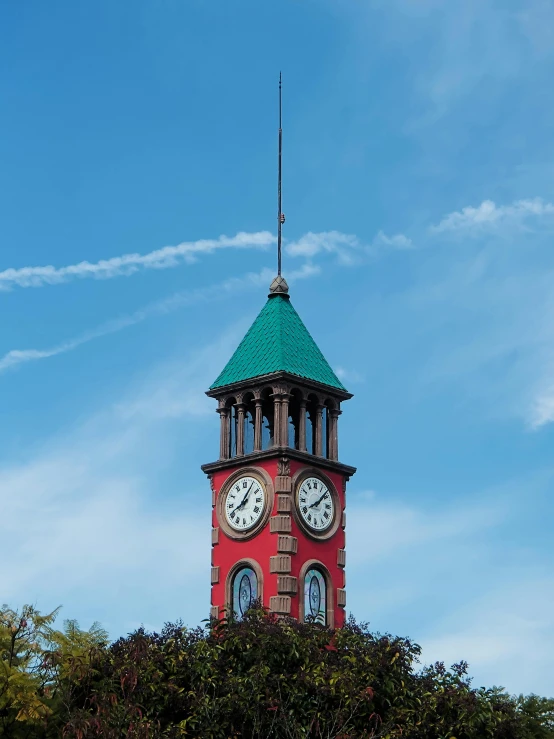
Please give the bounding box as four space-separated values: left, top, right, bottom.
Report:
201 76 356 626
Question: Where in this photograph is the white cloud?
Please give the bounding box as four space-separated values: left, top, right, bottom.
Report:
0 230 332 294
517 0 554 56
0 231 275 291
0 308 168 373
372 230 413 250
0 322 136 373
419 577 554 694
529 384 554 430
286 231 360 265
374 0 554 121
431 198 554 233
285 230 413 265
347 493 505 565
287 262 322 281
0 335 231 632
334 366 364 383
401 247 554 430
0 263 319 374
347 482 554 695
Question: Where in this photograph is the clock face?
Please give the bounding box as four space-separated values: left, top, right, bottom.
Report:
224 475 266 532
297 477 334 532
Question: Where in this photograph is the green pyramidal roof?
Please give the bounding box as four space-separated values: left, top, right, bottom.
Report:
210 293 346 391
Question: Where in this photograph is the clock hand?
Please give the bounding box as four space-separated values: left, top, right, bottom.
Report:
235 482 255 512
308 491 327 509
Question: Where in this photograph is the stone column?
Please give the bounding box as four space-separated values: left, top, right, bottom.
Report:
329 409 341 461
315 404 324 457
299 398 307 452
236 403 245 456
272 394 281 449
280 393 290 447
254 398 263 452
217 408 230 460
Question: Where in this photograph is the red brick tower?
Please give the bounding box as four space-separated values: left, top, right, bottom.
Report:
202 275 355 626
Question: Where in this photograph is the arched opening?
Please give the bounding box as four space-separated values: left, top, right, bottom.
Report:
303 567 327 625
305 394 318 455
243 393 255 455
323 400 335 459
324 399 338 460
231 565 258 619
261 388 275 450
288 389 302 449
321 405 328 458
226 397 238 458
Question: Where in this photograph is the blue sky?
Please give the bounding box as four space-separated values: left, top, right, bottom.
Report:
1 0 554 698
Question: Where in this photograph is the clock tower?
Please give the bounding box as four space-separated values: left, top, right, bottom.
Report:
201 275 356 627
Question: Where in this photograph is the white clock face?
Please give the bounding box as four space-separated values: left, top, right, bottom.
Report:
297 477 334 531
225 476 266 531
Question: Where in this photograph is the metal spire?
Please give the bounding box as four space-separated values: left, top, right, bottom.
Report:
277 72 285 276
269 74 289 297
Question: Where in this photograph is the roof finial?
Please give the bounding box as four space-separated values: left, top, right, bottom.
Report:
277 72 285 277
269 274 289 297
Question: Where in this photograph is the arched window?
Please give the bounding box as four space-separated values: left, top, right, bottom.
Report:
303 568 327 625
261 388 274 450
243 394 255 455
232 566 258 619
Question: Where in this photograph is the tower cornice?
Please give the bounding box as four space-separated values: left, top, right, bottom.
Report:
206 370 353 402
201 446 356 478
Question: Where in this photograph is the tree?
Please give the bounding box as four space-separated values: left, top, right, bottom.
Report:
0 604 58 735
0 604 107 739
3 603 553 739
56 607 554 739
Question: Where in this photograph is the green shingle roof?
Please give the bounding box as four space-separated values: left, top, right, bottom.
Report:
210 294 346 391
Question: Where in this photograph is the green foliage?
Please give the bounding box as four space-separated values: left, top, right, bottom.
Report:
0 604 108 738
2 603 553 739
0 604 59 732
509 694 554 739
57 608 554 739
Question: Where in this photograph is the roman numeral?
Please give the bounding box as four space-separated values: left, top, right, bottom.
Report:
256 496 262 503
325 503 331 510
323 511 330 519
235 485 240 492
302 506 308 514
254 506 260 513
227 503 233 509
242 481 248 488
300 496 306 503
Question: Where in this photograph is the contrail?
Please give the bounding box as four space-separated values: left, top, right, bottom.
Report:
0 231 275 290
0 263 319 373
